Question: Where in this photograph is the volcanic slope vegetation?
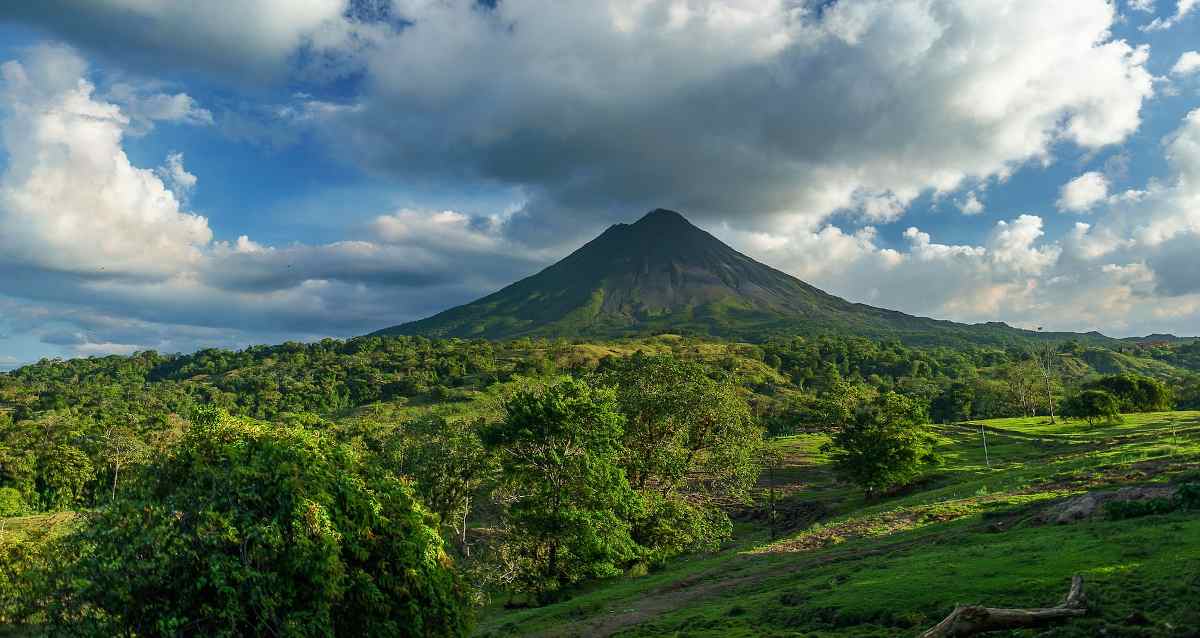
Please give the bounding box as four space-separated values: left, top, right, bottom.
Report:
375 209 1112 348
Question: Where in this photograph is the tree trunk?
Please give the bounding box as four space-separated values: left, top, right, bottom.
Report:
918 575 1086 638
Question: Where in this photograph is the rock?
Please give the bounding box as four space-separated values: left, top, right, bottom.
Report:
1041 486 1176 525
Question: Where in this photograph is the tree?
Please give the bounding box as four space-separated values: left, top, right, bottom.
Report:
1063 389 1121 426
594 355 762 498
484 379 639 602
44 408 471 637
1083 374 1172 413
821 389 939 498
1033 335 1059 423
1002 360 1039 417
593 355 762 560
931 381 974 424
99 423 148 501
400 415 495 556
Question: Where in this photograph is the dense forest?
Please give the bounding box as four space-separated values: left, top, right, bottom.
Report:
2 334 1199 635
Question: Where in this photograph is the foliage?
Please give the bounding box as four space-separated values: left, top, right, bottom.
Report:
1082 374 1173 413
41 408 471 637
0 487 25 517
484 379 640 602
821 388 939 497
1062 389 1122 426
930 381 974 423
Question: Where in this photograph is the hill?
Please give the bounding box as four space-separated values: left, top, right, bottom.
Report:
478 411 1200 637
375 209 1114 347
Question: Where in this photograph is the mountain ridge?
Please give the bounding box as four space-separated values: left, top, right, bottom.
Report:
373 209 1115 347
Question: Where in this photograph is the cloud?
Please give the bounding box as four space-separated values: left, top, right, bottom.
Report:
957 191 984 216
3 0 357 82
0 45 542 355
287 0 1153 244
1141 0 1198 30
0 45 213 279
1057 172 1111 213
725 107 1200 336
1172 51 1200 77
1128 0 1155 12
106 83 213 134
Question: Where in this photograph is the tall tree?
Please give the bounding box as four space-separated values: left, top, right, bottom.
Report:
485 379 639 602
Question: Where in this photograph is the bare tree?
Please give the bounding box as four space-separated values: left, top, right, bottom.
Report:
1034 328 1058 423
101 424 148 501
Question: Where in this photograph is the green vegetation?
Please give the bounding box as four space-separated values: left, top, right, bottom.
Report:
820 388 939 497
477 412 1200 637
3 332 1200 635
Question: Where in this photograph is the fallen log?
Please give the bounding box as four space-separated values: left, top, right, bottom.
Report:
918 575 1087 638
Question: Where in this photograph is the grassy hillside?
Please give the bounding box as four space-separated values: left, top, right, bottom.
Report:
478 412 1200 637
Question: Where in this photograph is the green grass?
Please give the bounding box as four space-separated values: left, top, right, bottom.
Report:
478 412 1200 637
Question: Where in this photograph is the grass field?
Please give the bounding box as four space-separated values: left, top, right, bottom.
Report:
477 412 1200 637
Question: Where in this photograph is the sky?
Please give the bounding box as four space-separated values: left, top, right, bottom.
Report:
1 0 1200 368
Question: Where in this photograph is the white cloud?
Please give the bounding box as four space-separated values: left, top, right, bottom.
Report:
1057 172 1111 212
305 0 1155 237
1172 51 1200 77
1128 0 1155 12
0 45 213 278
0 45 542 354
722 107 1200 335
155 152 198 202
1141 0 1198 30
957 191 984 216
107 83 213 134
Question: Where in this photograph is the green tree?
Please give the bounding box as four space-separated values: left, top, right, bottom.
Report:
593 355 761 559
401 415 496 555
44 408 471 637
1063 389 1122 426
821 389 938 498
931 381 974 424
485 379 639 602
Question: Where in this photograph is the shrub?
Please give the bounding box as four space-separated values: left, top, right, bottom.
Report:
43 408 471 637
0 487 26 517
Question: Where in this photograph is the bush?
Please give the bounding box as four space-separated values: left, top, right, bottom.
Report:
42 408 471 637
0 487 26 517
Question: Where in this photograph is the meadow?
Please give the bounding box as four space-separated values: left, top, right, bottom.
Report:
476 412 1200 637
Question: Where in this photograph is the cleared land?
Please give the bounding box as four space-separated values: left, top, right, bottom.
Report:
477 412 1200 637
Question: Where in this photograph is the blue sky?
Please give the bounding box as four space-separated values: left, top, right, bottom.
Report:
2 0 1200 368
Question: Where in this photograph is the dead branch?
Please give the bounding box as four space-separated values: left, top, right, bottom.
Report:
918 575 1086 638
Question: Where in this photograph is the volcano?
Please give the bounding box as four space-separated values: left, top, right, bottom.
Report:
374 209 1106 346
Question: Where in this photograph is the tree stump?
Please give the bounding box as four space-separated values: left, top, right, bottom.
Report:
918 575 1087 637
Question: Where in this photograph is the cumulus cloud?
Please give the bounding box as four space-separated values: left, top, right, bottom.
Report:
1057 172 1111 213
0 45 541 354
1128 0 1155 12
0 45 213 278
280 0 1153 245
1172 51 1200 77
724 107 1200 335
957 191 985 216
